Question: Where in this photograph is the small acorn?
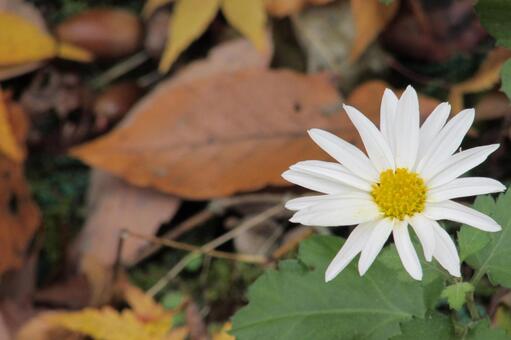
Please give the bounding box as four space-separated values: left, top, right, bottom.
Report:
56 8 143 59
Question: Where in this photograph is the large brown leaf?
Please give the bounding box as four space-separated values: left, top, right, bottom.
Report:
0 93 40 275
71 69 345 199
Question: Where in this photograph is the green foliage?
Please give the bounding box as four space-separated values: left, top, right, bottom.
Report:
467 320 510 340
501 60 511 101
232 235 426 340
462 190 511 288
379 0 394 5
476 0 511 49
391 314 454 340
441 282 474 311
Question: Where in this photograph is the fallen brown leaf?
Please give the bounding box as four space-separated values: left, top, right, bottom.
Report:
346 80 441 122
72 170 181 269
349 0 399 62
449 47 511 113
0 93 40 275
70 69 344 199
475 91 511 122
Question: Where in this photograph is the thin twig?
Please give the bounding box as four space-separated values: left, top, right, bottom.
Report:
132 193 290 265
123 229 266 263
91 51 149 89
147 204 288 297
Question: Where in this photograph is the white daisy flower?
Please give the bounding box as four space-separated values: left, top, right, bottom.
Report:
282 85 505 281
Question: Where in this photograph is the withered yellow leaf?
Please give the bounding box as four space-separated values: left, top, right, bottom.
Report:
449 47 511 113
221 0 269 53
349 0 399 62
50 307 175 340
57 42 94 63
159 0 220 73
0 11 56 65
0 88 25 162
212 322 235 340
0 11 93 66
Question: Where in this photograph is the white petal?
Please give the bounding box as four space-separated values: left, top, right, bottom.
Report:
380 88 398 150
417 108 475 174
419 102 450 157
358 219 393 275
431 220 461 277
428 177 506 202
426 144 500 187
424 200 501 232
393 220 423 280
290 198 381 227
285 191 371 210
291 161 373 191
343 104 395 172
393 86 420 168
409 214 436 261
282 170 353 194
308 129 379 182
325 221 376 282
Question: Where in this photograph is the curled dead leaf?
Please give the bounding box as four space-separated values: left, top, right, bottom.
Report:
449 47 511 113
349 0 400 62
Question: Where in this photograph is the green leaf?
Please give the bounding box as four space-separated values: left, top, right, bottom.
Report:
467 320 509 340
232 235 427 340
440 282 474 311
464 189 511 288
475 0 511 49
501 59 511 101
458 196 494 261
391 313 454 340
379 0 394 5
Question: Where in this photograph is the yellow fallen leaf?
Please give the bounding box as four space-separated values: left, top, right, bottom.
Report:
57 42 94 63
212 322 235 340
50 307 175 340
159 0 220 73
449 47 511 113
0 88 25 162
121 279 168 321
0 11 93 67
349 0 399 62
0 11 56 65
221 0 269 53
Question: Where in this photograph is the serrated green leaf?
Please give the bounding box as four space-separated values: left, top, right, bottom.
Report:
458 196 494 260
464 189 511 288
232 235 426 340
440 282 474 311
501 59 511 101
475 0 511 49
391 313 454 340
467 320 509 340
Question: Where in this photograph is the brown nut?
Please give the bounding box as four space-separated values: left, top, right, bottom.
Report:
93 81 143 127
56 8 143 59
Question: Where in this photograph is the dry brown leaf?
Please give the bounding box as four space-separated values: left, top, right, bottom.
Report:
72 170 180 269
475 91 511 122
347 80 441 122
70 69 344 199
449 47 511 113
349 0 399 62
0 94 40 274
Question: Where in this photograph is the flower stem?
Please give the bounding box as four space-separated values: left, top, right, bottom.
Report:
466 291 480 320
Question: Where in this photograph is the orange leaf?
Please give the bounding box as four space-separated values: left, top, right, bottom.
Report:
349 0 399 62
212 322 235 340
70 69 344 199
449 47 511 113
0 89 26 162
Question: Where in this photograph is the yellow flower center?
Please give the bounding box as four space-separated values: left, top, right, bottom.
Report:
371 168 427 220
